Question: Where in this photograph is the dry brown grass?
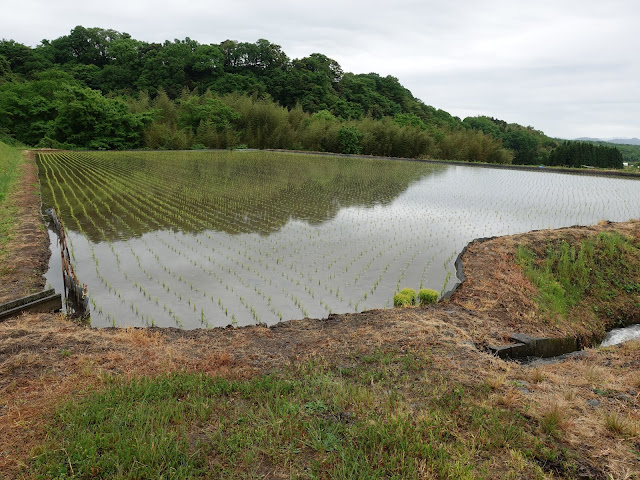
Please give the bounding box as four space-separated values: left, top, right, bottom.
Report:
530 367 546 384
485 374 506 390
583 365 611 386
604 412 640 438
496 387 523 409
512 341 640 479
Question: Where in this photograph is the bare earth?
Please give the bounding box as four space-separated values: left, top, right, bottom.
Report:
0 152 638 479
0 151 49 304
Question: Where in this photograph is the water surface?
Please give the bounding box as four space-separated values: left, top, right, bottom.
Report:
38 151 640 329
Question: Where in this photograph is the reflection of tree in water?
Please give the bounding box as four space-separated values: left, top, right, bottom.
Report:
39 151 446 242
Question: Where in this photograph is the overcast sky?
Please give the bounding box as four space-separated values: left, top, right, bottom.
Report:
3 0 639 139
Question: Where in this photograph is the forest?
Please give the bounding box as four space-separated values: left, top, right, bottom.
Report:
0 26 623 167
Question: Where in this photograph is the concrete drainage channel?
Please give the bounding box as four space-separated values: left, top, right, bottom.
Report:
0 289 62 322
486 333 587 361
485 327 640 364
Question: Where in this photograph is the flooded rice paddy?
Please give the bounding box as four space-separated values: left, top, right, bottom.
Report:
38 151 640 329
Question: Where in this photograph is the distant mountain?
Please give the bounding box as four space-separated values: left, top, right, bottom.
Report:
576 137 640 146
608 138 640 145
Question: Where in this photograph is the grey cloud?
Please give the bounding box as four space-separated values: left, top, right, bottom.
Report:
1 0 639 138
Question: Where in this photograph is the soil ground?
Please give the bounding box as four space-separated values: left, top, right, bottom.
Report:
0 151 49 303
0 152 639 478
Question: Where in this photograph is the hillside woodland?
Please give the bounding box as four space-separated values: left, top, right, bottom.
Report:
0 26 624 167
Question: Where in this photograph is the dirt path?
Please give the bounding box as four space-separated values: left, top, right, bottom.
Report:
0 151 49 303
0 152 638 478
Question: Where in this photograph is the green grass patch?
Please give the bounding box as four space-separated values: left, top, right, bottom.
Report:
30 350 568 479
516 232 640 321
0 141 24 263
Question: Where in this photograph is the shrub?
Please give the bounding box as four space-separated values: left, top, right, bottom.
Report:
418 288 438 305
338 125 362 154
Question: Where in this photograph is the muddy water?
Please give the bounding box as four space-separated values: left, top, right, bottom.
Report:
38 151 640 329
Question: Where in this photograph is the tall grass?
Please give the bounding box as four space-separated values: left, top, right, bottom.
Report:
0 141 21 205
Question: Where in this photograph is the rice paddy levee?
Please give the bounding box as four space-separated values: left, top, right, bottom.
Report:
1 145 640 478
0 148 50 303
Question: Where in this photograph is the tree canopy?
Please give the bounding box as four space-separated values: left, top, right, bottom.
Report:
0 26 624 168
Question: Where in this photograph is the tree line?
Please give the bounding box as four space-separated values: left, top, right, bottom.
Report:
580 140 640 164
547 142 623 169
0 26 624 168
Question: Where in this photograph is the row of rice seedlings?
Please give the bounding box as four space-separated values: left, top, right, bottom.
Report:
53 152 460 320
50 154 292 326
39 154 82 261
78 151 300 236
47 152 212 326
176 229 318 319
40 153 162 326
63 153 239 327
40 154 122 319
107 150 418 238
77 154 291 324
68 153 344 320
55 153 237 326
55 152 462 322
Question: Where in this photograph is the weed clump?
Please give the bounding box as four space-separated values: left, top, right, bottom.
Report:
394 288 439 307
418 288 438 305
393 288 417 307
539 402 566 436
604 412 638 437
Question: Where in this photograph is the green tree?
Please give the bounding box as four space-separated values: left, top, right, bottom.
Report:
0 39 51 76
47 85 149 149
338 125 362 154
177 92 240 131
0 54 12 84
0 70 67 145
503 129 540 165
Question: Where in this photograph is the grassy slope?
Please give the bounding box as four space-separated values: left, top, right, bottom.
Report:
517 231 640 339
0 142 23 265
27 223 640 479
